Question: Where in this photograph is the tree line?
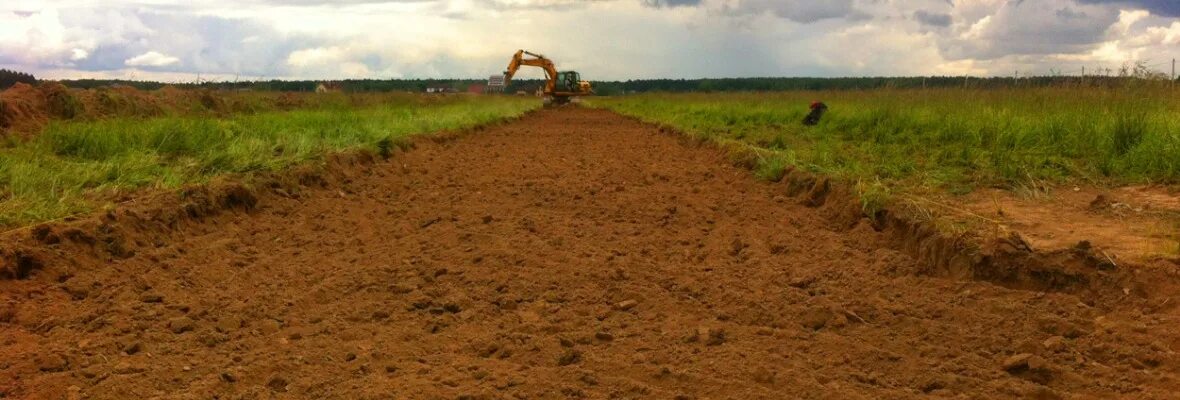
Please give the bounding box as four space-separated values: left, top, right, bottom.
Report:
0 71 1166 94
0 69 37 89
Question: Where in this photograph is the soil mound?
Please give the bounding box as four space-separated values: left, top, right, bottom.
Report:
0 84 262 137
0 83 49 137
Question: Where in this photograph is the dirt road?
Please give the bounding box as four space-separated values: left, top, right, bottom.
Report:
2 108 1177 399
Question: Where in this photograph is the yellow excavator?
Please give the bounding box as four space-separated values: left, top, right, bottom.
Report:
503 50 592 105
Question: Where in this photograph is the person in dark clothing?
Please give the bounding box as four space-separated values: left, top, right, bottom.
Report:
803 101 828 126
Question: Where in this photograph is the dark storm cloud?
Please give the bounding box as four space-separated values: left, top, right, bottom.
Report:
913 10 951 27
640 0 856 23
731 0 856 23
1075 0 1180 17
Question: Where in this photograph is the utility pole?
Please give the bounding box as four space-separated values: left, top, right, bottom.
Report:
1172 58 1176 87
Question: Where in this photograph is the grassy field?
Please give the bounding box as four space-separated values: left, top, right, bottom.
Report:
590 87 1180 208
0 95 536 226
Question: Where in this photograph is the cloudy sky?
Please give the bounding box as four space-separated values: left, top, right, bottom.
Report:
1 0 1178 81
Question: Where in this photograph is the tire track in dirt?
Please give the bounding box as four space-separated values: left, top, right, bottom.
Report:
1 107 1177 399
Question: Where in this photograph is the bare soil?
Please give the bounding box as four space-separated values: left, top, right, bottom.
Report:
2 108 1179 399
956 186 1180 265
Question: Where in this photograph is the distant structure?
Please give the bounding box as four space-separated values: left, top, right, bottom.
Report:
467 83 487 94
486 75 506 93
315 82 342 93
426 86 458 93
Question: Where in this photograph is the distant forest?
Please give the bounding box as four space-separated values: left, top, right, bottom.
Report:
52 76 1176 95
0 69 37 89
2 68 1174 94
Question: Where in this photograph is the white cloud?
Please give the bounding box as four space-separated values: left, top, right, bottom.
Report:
125 51 180 67
286 47 345 67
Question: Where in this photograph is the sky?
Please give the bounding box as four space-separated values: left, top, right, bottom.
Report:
1 0 1178 82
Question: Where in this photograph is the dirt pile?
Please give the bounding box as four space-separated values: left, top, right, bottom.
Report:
1 108 1178 399
0 84 353 138
0 83 49 136
0 83 165 137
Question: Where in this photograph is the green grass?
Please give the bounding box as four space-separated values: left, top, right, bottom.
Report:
0 95 536 226
589 87 1180 203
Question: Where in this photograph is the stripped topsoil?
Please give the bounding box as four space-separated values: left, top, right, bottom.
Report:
2 107 1179 399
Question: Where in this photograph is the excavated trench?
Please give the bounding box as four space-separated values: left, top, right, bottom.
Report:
1 107 1178 399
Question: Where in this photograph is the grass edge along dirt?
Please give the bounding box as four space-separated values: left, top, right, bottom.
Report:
587 87 1180 214
0 95 537 227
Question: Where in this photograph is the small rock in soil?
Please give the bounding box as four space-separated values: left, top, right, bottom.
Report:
799 307 834 330
557 349 582 366
215 316 241 333
258 319 282 334
595 331 614 342
1002 353 1050 373
613 300 639 311
36 354 68 372
789 276 816 289
389 283 415 294
122 341 142 355
690 326 726 346
1002 353 1033 371
752 366 775 384
0 303 15 323
139 293 164 303
920 378 947 393
705 329 726 346
113 360 146 375
62 280 90 300
1026 355 1050 371
267 376 289 392
1043 336 1066 352
167 317 195 333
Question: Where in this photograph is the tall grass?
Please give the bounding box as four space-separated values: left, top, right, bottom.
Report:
590 87 1180 195
0 95 536 226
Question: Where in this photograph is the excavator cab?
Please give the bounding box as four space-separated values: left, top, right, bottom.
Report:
556 71 582 93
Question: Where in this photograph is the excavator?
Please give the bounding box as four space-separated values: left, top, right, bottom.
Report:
503 50 592 105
